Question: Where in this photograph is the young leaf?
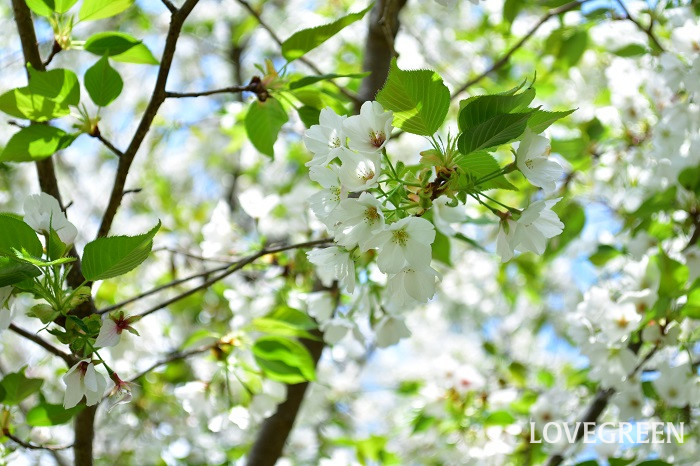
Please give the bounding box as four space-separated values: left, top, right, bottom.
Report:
83 32 142 56
458 88 535 130
0 88 69 122
79 0 134 21
26 402 84 426
0 257 42 287
1 125 76 163
376 58 450 136
527 109 575 133
82 221 161 281
84 56 124 106
252 336 316 384
111 44 159 65
25 0 54 17
0 214 43 258
0 369 43 405
281 4 373 61
244 98 288 158
53 0 79 13
457 112 532 155
27 66 80 107
455 152 517 191
288 72 370 90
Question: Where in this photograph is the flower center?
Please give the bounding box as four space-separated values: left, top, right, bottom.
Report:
525 159 535 170
391 228 409 246
330 135 341 148
369 130 386 148
331 186 342 201
358 166 375 183
364 206 380 224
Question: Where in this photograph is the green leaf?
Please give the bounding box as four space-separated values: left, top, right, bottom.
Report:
458 88 535 130
1 125 76 163
527 109 575 133
612 43 649 57
84 56 123 107
455 152 517 191
252 336 316 384
25 0 54 16
588 244 621 266
546 201 585 256
678 164 700 196
111 43 159 65
457 112 532 155
252 318 319 340
484 410 516 426
0 88 69 121
0 256 42 287
288 72 369 90
653 250 688 298
267 306 318 330
0 214 43 258
244 98 288 158
281 4 373 61
681 288 700 320
84 32 141 56
54 0 78 13
0 369 43 405
431 230 451 265
27 67 80 107
81 221 161 281
79 0 133 21
296 105 320 127
26 402 84 426
376 58 450 136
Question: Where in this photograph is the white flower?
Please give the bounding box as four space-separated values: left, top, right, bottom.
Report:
516 129 562 194
304 107 347 166
343 101 393 153
642 321 680 346
386 266 440 304
613 385 647 420
332 192 385 251
432 196 465 236
322 317 353 345
496 218 517 263
513 198 565 255
95 312 139 348
306 292 335 324
337 149 381 191
372 216 435 274
23 193 78 245
653 364 693 408
63 360 107 408
201 201 236 258
600 302 641 342
306 247 356 293
308 165 347 222
375 315 411 347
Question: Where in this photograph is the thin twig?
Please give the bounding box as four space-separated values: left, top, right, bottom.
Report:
42 40 62 67
451 0 588 98
127 344 216 383
97 0 201 238
97 239 332 316
8 324 77 367
165 84 256 98
90 130 124 158
615 0 664 52
4 432 73 451
152 246 234 264
161 0 177 13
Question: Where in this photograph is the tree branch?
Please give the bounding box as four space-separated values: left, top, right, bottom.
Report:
133 239 332 319
451 0 586 98
161 0 177 13
615 0 664 52
3 432 73 451
97 0 201 238
9 324 77 367
125 343 216 384
89 129 124 158
165 84 257 98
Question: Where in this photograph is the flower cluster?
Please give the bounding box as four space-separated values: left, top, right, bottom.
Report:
305 103 439 310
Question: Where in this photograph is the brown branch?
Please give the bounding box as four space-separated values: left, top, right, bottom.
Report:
4 432 73 451
165 84 256 98
134 239 333 319
546 345 658 466
451 0 587 98
89 129 124 158
43 40 62 67
9 324 77 367
161 0 177 13
96 0 201 238
235 0 360 105
615 0 664 52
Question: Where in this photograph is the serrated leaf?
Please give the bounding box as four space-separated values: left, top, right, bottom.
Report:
457 112 532 155
0 214 43 258
455 152 517 191
288 72 369 90
458 88 535 130
26 402 84 426
0 369 43 405
252 336 316 384
84 56 123 106
527 109 575 133
244 98 288 158
79 0 133 21
376 58 450 136
281 4 372 61
0 256 42 287
82 221 160 281
1 125 76 163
